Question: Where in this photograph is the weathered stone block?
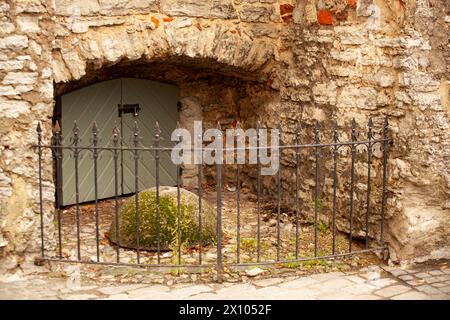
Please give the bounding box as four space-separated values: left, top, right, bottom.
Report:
0 35 28 50
239 5 276 23
0 22 15 35
15 0 46 14
0 60 25 71
54 0 100 16
338 86 378 109
2 72 38 85
17 16 40 34
98 0 159 15
161 0 237 19
0 97 30 118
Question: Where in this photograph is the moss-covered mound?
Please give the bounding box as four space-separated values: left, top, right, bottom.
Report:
109 186 217 251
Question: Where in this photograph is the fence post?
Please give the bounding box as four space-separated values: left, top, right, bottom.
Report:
72 122 81 261
216 122 223 283
92 122 100 262
365 118 373 249
295 122 301 259
380 116 389 244
332 122 339 255
53 121 63 259
349 119 357 253
37 122 44 260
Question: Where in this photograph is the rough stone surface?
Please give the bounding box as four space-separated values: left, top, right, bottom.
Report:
0 0 449 271
1 262 449 300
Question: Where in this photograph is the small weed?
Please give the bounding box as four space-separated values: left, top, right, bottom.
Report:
317 221 328 233
300 259 330 269
284 253 301 269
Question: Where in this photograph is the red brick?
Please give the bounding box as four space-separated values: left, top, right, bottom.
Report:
317 10 333 25
280 4 294 16
280 4 294 23
347 0 357 8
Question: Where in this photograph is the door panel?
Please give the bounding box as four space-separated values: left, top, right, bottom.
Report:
60 78 179 206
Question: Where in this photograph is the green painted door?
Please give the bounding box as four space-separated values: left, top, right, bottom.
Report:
60 78 179 206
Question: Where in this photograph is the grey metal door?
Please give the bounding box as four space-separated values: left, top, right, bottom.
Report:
60 78 179 206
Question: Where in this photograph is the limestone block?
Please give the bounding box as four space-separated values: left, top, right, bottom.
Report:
0 35 28 50
0 22 15 35
2 72 38 85
0 97 30 118
17 16 40 34
15 0 46 14
313 82 337 105
98 0 159 15
338 86 378 110
161 0 237 19
54 0 100 16
161 0 210 17
239 5 276 23
0 60 25 71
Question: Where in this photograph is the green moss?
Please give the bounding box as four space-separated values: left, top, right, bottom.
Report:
109 187 217 252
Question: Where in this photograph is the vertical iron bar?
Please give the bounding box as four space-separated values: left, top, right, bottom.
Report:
349 119 357 253
73 122 81 261
120 78 124 195
380 116 389 244
133 120 140 264
256 122 261 263
314 122 320 257
155 122 161 264
295 122 301 259
53 121 62 259
197 162 203 264
365 118 373 249
332 122 339 255
113 126 120 263
37 122 44 258
276 125 281 262
196 126 202 265
236 123 241 264
92 122 100 262
216 122 223 283
177 161 181 265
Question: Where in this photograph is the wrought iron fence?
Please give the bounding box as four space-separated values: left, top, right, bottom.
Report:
34 117 391 282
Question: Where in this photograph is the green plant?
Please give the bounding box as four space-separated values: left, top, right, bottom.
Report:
300 258 329 269
284 253 301 269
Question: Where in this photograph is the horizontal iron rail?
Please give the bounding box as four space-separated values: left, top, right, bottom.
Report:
39 258 214 269
33 138 391 151
226 247 388 267
39 247 386 269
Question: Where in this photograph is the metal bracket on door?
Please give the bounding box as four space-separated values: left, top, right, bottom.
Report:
118 104 140 117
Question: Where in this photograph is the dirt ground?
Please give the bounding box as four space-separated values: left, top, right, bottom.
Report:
54 185 385 283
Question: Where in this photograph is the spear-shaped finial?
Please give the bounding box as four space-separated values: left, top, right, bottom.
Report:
155 121 161 135
72 121 80 145
368 117 373 140
314 121 320 142
351 118 357 140
235 121 241 132
36 121 42 133
295 121 302 135
112 124 120 140
92 121 99 135
53 120 61 134
333 121 339 142
217 121 222 136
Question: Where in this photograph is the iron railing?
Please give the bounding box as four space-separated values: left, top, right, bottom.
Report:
34 118 391 282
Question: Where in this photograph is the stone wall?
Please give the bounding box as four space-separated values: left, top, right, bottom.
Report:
0 0 448 270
